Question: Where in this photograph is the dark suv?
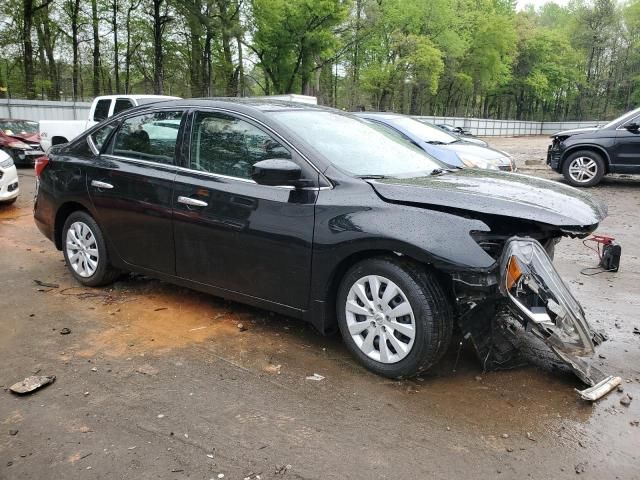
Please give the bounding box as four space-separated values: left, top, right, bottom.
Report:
547 108 640 187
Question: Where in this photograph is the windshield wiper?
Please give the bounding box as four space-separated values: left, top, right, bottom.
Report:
426 140 446 145
430 168 455 176
357 175 387 179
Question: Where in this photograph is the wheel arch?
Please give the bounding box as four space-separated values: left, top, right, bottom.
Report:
311 248 454 335
561 145 611 173
53 201 90 250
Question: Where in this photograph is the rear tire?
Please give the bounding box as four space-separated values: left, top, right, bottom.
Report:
62 211 119 287
562 150 605 187
336 256 453 378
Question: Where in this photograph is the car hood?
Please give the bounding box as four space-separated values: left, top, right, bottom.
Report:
5 132 41 144
431 142 508 161
368 169 607 228
551 127 599 138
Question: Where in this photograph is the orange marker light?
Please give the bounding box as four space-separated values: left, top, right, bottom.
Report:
506 256 522 290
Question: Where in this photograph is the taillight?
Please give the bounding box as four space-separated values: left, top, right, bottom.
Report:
34 155 50 177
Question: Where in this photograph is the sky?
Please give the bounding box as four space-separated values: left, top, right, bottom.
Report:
516 0 570 10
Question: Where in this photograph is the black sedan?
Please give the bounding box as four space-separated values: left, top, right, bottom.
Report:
548 107 640 187
33 99 619 398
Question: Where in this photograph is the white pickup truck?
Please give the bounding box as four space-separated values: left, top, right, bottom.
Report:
39 94 179 151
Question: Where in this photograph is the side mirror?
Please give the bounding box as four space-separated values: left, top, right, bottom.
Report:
251 159 302 187
624 123 640 131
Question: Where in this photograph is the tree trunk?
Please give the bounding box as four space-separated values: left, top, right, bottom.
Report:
112 0 121 92
92 0 101 96
152 0 165 95
22 0 36 99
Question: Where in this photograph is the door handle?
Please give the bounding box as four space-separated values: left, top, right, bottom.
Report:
177 196 208 207
91 180 114 189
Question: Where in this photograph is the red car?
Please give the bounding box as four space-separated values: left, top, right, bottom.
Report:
0 119 45 167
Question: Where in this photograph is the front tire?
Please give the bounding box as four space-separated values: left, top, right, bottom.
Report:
62 211 119 287
336 256 453 378
562 150 605 187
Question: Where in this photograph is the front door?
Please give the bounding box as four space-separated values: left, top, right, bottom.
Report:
614 115 640 169
87 110 185 274
172 110 318 309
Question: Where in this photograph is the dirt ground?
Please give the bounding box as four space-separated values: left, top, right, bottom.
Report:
1 140 639 479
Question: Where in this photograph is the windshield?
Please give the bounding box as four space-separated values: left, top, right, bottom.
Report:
269 110 444 177
386 116 458 144
602 108 640 129
0 120 38 135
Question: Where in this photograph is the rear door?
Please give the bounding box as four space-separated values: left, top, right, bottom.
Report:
172 109 318 309
87 109 185 274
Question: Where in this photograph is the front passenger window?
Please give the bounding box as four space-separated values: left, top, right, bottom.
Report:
190 111 291 179
109 111 183 164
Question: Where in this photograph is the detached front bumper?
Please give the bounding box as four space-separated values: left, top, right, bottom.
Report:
498 238 620 400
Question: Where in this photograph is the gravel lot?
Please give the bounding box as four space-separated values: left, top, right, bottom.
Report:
1 143 639 479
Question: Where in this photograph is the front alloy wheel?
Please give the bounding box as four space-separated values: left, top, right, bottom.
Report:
562 150 605 187
337 256 453 378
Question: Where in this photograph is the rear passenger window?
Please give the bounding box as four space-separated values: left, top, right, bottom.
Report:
93 99 111 122
109 111 183 164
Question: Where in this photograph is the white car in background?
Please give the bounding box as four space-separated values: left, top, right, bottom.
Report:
0 150 19 205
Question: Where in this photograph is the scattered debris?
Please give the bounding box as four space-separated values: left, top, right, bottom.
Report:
526 432 536 442
263 364 282 375
501 433 509 439
274 464 292 475
90 367 97 372
474 376 482 382
154 307 168 311
446 426 451 431
136 364 159 376
9 429 18 436
9 375 56 395
33 279 59 288
84 392 90 396
207 454 214 459
630 420 639 427
157 414 165 419
189 326 208 332
171 469 184 473
218 474 225 478
575 462 587 474
620 394 633 407
506 447 513 452
617 385 624 393
237 323 247 332
306 373 325 381
633 327 640 335
60 328 71 335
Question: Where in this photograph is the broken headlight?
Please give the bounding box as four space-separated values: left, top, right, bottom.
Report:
500 238 594 356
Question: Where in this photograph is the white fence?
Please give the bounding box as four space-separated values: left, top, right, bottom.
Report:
0 98 600 136
0 99 91 122
414 116 599 137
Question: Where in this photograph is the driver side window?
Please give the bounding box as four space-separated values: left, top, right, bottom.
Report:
190 111 291 179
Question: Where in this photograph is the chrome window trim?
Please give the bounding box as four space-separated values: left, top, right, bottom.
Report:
87 135 99 156
186 106 333 189
102 154 320 191
101 154 179 171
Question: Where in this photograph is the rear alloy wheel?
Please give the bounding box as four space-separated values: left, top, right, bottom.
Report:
62 211 119 287
337 257 453 378
562 150 605 187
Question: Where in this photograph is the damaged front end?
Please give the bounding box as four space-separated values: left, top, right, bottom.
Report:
455 237 620 401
